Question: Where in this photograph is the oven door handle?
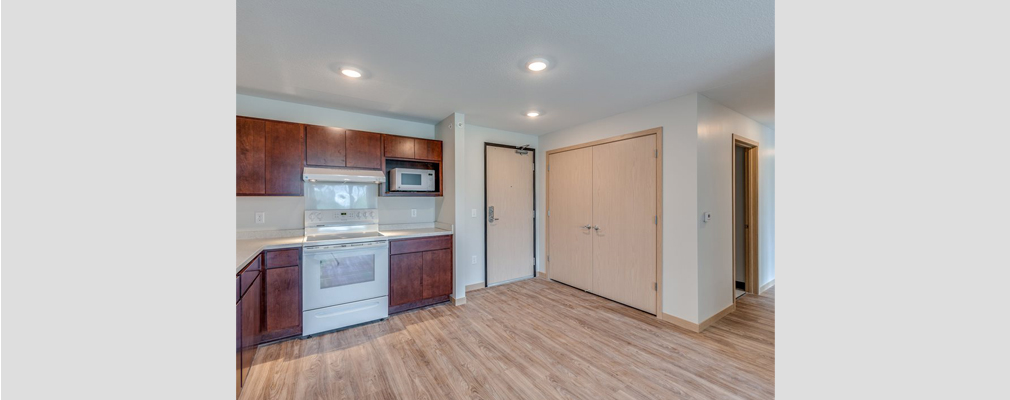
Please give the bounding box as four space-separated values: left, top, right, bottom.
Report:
304 241 389 253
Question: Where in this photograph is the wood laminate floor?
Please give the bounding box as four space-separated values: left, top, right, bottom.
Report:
240 277 775 400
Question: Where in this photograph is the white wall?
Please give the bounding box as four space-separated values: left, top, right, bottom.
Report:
235 94 439 230
236 196 305 231
434 113 469 300
537 93 701 322
696 94 776 321
435 115 456 226
758 124 775 288
460 125 539 286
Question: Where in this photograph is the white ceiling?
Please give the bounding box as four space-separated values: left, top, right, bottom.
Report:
700 71 775 129
238 0 774 135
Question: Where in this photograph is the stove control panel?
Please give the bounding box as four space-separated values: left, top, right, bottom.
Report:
305 209 378 225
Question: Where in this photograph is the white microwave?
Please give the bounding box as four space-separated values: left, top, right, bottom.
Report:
389 168 436 191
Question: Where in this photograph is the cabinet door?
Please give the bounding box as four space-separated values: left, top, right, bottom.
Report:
383 135 415 159
236 303 242 395
389 253 423 306
591 135 657 314
240 273 262 386
263 266 301 341
237 117 265 195
264 121 304 195
416 139 442 161
346 130 382 169
422 249 452 298
305 125 346 167
547 147 594 291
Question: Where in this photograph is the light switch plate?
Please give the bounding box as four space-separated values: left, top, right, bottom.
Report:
411 209 417 217
471 255 477 264
255 212 265 224
471 209 477 218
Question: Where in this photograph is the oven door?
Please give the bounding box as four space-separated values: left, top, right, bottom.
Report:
302 241 389 311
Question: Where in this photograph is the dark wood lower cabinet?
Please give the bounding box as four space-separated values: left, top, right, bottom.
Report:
239 271 261 387
236 247 302 397
389 235 453 314
390 253 423 307
422 249 453 298
236 303 241 397
262 265 302 342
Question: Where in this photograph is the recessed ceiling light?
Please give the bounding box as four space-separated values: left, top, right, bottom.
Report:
526 111 541 117
526 58 549 72
340 67 363 78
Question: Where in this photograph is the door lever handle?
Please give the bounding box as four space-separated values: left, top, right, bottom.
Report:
582 224 592 229
593 225 600 231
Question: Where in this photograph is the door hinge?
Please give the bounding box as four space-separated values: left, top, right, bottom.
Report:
547 255 550 262
654 149 658 158
654 282 658 291
548 209 550 217
532 257 536 266
654 216 658 224
547 164 550 171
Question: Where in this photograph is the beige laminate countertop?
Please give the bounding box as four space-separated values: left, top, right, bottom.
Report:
378 227 453 240
235 228 452 274
236 236 305 273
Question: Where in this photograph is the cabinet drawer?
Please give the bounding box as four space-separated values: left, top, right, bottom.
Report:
265 248 300 269
239 254 262 298
390 235 452 255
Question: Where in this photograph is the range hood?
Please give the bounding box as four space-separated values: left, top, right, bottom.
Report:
302 167 386 183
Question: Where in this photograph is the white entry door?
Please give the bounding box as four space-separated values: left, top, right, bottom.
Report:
485 144 535 286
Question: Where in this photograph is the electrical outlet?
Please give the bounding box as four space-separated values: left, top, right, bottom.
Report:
471 255 477 265
410 209 417 217
471 209 477 218
255 212 265 224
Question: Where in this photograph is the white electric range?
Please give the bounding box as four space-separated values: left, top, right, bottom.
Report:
302 208 389 336
301 168 390 336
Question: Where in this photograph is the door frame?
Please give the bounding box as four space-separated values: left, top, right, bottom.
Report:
484 142 537 288
731 134 760 302
545 127 663 317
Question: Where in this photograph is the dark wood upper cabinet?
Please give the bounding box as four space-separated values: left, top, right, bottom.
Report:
237 117 266 195
422 248 453 298
346 130 382 169
264 121 305 196
304 125 346 167
383 135 416 159
416 140 442 161
237 116 305 196
389 252 423 306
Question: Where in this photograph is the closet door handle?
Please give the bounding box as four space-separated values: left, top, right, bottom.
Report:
593 225 600 231
582 225 592 229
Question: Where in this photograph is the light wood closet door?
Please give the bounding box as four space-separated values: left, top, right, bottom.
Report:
548 147 594 291
486 145 535 286
591 135 657 313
